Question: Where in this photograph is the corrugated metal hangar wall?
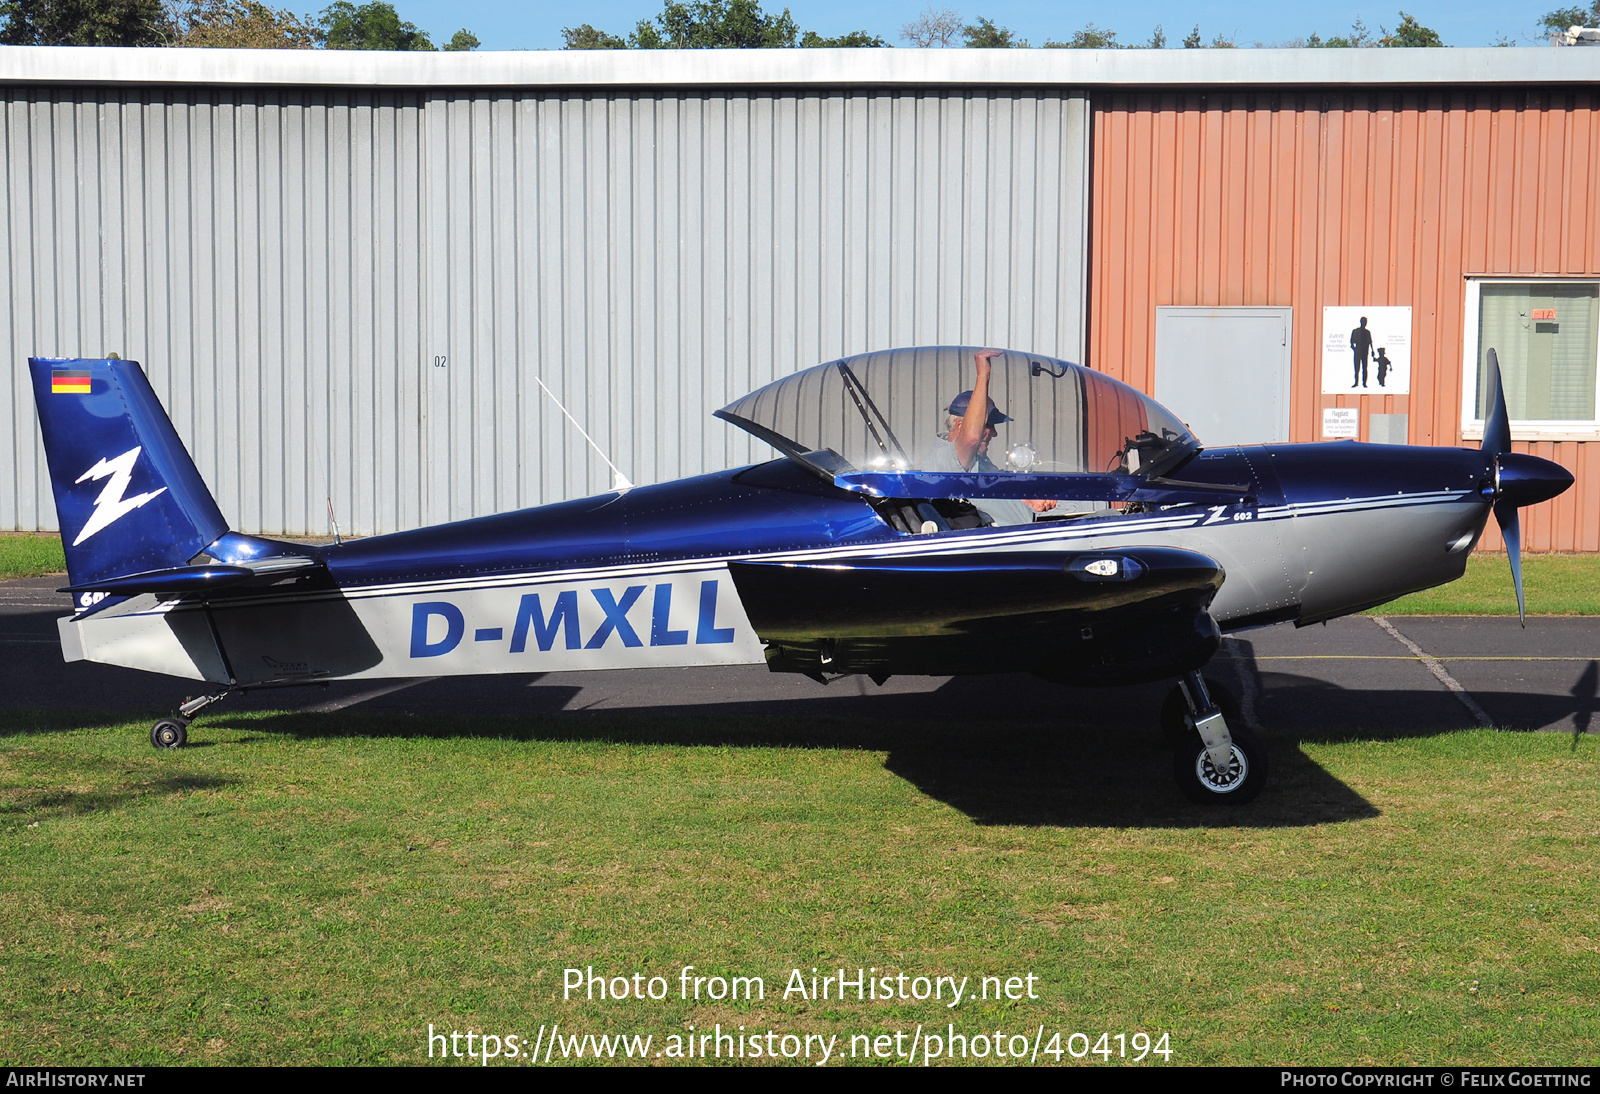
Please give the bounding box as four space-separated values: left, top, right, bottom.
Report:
4 48 1588 540
0 64 1090 536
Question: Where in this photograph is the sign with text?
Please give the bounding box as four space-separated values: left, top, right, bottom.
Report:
1322 306 1411 395
1322 407 1360 438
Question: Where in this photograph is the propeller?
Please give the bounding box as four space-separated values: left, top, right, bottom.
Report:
1480 350 1522 623
1481 348 1574 626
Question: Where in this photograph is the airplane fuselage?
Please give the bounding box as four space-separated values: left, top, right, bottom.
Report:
58 442 1496 689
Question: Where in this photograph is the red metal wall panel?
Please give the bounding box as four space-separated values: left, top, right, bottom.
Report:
1090 88 1600 551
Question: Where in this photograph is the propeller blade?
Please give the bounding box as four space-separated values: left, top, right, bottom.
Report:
1483 348 1536 623
1495 499 1526 627
1482 348 1511 456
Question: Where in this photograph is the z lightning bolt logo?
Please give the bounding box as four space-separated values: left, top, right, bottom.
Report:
72 447 167 546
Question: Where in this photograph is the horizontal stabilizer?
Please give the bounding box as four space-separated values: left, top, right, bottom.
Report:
60 555 321 596
833 471 1253 507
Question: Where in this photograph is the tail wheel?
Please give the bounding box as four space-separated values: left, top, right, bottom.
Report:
1158 679 1240 749
1174 723 1267 805
150 718 188 750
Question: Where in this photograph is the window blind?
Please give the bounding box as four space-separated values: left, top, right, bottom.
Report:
1476 283 1600 421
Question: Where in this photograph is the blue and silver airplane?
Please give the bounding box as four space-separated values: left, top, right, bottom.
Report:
27 346 1571 804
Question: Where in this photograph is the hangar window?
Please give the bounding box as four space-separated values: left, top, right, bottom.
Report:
1463 279 1600 439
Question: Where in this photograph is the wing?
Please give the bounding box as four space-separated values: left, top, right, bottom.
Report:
726 546 1225 685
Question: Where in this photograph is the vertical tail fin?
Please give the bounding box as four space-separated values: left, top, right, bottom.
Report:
29 357 228 587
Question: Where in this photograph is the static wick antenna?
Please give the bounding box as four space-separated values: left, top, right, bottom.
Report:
534 376 635 493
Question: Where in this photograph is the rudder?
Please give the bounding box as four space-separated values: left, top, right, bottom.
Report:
29 357 228 587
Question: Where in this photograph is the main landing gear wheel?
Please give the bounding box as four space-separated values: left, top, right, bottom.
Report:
1159 680 1239 749
1174 722 1267 805
150 718 188 749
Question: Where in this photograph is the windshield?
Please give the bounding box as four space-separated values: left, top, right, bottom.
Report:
717 347 1199 481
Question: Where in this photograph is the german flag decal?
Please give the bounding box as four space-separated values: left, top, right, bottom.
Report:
51 370 91 394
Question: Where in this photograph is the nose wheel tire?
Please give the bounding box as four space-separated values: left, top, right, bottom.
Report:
1174 723 1267 804
150 718 188 750
1159 680 1240 749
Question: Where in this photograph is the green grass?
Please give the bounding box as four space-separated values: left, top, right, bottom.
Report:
0 534 65 579
1373 553 1600 615
0 710 1595 1066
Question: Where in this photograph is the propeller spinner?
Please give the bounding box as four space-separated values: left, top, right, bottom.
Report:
1481 348 1575 624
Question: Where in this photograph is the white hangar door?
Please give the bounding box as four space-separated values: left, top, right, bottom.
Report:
0 87 1091 537
1154 307 1293 447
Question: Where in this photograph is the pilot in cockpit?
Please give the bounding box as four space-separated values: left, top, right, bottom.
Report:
926 348 1058 526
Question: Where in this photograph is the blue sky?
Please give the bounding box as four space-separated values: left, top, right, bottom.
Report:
389 2 1560 52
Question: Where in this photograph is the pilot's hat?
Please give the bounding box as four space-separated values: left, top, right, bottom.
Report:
947 390 1012 427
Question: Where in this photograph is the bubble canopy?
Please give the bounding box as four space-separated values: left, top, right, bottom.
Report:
716 347 1200 483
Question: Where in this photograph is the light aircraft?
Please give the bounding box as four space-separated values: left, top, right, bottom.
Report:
27 346 1571 804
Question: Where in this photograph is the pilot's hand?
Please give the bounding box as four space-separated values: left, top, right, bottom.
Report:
974 348 1002 375
1024 498 1057 512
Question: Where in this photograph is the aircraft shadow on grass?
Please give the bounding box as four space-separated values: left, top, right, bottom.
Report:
1571 660 1598 744
204 694 1377 829
4 606 1596 827
0 773 234 822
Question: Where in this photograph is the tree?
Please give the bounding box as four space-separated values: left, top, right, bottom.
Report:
568 0 862 50
1172 23 1239 47
1541 1 1599 30
800 28 885 46
1305 16 1373 46
0 0 168 44
443 27 476 50
1045 23 1120 47
1173 25 1240 47
962 15 1017 47
318 0 433 49
1378 12 1442 46
171 0 319 48
1146 24 1165 48
901 4 960 46
629 0 798 48
563 23 627 48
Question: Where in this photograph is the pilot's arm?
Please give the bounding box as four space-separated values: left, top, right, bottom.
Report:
951 348 1000 470
954 349 1055 514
